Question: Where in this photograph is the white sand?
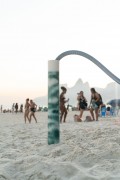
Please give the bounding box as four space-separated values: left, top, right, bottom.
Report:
0 111 120 180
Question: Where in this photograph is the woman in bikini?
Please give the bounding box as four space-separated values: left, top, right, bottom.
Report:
90 88 103 121
60 86 69 123
24 98 30 123
77 91 88 120
29 100 37 123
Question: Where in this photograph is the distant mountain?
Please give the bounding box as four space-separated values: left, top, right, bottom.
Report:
34 96 47 107
34 79 120 107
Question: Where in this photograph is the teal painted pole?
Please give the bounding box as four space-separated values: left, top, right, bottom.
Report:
48 60 59 144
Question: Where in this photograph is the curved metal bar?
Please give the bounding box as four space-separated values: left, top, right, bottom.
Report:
55 50 120 84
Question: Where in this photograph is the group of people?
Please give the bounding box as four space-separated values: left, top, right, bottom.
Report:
60 86 103 123
12 103 23 113
24 98 37 123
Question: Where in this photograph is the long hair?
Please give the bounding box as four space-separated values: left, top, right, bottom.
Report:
61 86 67 91
90 88 96 93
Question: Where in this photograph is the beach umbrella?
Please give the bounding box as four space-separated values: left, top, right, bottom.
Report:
107 99 120 107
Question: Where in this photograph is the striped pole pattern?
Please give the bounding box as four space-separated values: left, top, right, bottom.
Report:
48 60 59 144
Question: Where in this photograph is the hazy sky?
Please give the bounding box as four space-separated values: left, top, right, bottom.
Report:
0 0 120 107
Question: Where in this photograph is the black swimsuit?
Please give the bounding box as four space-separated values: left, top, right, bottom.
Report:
31 108 36 112
79 97 87 110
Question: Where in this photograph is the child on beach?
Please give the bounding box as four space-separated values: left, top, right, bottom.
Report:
74 114 82 122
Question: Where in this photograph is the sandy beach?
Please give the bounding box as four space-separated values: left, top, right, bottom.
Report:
0 111 120 180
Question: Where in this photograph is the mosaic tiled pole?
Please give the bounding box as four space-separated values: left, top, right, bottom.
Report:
48 60 59 144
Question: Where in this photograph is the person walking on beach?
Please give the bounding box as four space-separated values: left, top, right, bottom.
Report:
0 105 2 113
89 88 103 121
20 104 23 113
29 100 37 123
77 91 88 120
12 103 15 113
24 98 30 123
60 86 69 123
15 103 18 113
